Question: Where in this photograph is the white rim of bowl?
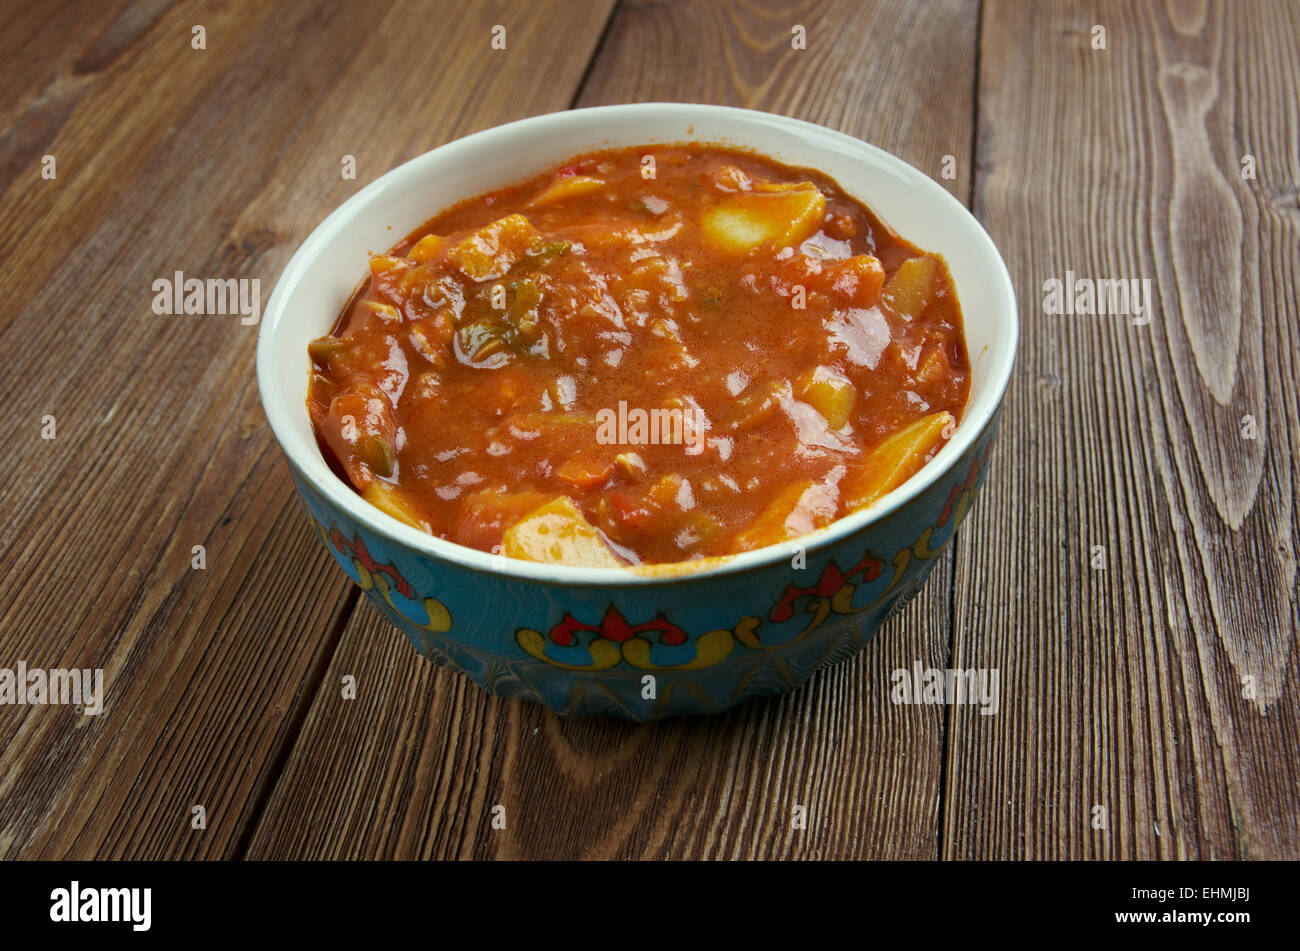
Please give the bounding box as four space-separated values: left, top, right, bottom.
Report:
257 102 1018 587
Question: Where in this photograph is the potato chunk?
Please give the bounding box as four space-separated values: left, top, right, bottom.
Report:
700 182 826 253
369 254 407 277
527 175 605 208
407 234 445 263
446 214 543 281
842 411 953 511
363 482 431 533
733 480 837 552
795 365 856 429
881 255 940 321
503 497 624 567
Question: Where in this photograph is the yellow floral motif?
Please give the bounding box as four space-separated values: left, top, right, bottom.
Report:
622 627 736 670
304 510 451 634
516 628 622 671
364 568 452 633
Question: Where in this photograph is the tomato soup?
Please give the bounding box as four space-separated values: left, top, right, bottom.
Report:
307 145 970 566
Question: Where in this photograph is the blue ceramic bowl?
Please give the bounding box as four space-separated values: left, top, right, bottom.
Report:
257 104 1017 720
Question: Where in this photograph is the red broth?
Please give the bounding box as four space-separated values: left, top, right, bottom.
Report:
307 145 970 566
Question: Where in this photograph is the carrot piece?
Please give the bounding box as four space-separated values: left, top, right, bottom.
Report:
555 450 614 491
823 254 886 308
456 489 554 552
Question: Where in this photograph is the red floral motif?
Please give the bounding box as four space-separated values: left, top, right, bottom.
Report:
771 551 884 623
549 606 687 647
330 529 414 599
937 444 993 527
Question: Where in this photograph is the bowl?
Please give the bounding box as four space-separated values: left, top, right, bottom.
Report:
257 103 1017 721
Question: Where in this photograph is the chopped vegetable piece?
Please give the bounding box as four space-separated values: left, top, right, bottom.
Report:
700 181 826 253
458 321 509 364
308 335 344 366
325 389 397 482
724 380 790 432
615 451 648 479
882 255 940 321
916 344 951 384
823 254 886 308
503 497 624 566
526 238 571 264
555 449 614 490
407 234 445 263
489 413 599 446
446 214 543 281
842 411 953 511
408 313 454 366
527 175 605 208
733 480 836 551
507 278 542 338
456 489 554 551
712 165 751 192
369 254 406 277
795 365 857 429
356 299 401 324
363 481 431 532
591 473 708 553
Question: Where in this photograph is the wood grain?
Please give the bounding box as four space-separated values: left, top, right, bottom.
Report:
246 0 980 861
0 0 618 859
943 0 1300 859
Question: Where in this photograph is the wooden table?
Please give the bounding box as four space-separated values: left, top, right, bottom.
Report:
1 0 1296 860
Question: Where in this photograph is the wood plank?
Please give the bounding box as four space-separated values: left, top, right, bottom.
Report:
945 0 1300 859
0 0 617 859
247 0 980 860
0 0 141 143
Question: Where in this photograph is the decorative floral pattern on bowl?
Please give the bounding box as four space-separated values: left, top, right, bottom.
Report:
290 421 996 721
